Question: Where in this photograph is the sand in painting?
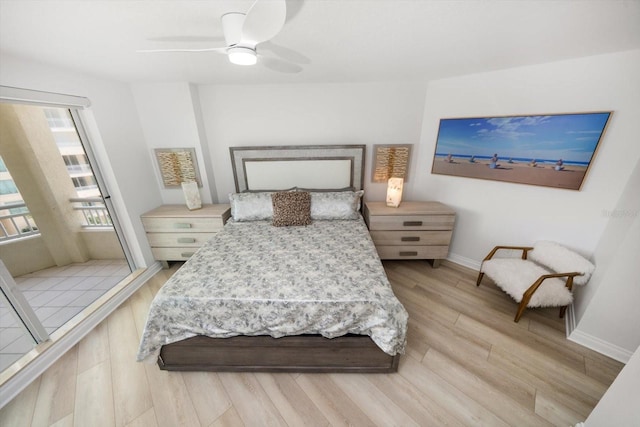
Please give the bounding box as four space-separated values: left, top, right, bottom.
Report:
432 159 587 190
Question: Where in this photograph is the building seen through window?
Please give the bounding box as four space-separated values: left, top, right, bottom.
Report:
44 108 100 198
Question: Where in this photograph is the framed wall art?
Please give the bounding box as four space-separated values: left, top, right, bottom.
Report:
154 147 202 188
431 112 611 190
371 144 412 183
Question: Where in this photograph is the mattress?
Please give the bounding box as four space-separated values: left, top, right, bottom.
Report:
136 217 408 363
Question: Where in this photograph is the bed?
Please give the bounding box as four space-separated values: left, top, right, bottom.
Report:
137 145 408 372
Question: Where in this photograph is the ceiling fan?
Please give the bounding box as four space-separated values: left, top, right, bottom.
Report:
138 0 303 72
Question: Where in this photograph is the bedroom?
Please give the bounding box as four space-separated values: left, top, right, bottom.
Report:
0 0 639 425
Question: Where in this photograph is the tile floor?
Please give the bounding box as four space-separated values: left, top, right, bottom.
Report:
0 259 130 372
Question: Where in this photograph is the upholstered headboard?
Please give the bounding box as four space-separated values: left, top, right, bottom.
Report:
229 145 366 192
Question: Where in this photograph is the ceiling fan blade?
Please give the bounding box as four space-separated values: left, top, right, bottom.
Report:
285 0 304 23
241 0 286 45
146 36 226 43
137 47 227 53
260 56 302 74
260 41 310 65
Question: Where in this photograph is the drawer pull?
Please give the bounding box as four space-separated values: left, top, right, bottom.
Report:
181 252 195 258
401 236 420 242
403 221 423 227
174 223 192 229
399 251 418 256
177 237 196 244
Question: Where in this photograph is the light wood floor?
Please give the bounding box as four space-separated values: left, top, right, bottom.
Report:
0 260 624 427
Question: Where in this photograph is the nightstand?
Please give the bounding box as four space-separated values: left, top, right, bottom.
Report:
141 204 231 268
363 201 455 267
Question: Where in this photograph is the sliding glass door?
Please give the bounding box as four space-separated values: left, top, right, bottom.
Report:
0 99 133 373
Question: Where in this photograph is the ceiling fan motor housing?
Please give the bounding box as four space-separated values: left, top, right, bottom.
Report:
221 12 246 47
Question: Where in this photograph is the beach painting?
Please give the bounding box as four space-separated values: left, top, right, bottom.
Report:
431 112 612 190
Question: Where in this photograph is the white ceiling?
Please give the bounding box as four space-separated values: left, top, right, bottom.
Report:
1 0 639 85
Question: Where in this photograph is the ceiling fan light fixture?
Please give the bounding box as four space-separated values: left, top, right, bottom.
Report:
228 47 257 65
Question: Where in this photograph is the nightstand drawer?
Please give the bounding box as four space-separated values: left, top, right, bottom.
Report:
366 214 455 231
141 204 231 267
151 247 199 261
141 217 223 233
369 230 453 246
363 201 455 265
375 245 450 260
145 232 217 247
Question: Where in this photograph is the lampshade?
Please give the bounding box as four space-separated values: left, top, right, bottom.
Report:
386 177 404 208
228 47 257 66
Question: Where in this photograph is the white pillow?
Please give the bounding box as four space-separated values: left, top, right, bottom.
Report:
229 192 273 221
310 190 364 220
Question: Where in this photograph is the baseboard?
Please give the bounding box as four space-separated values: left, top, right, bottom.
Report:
568 327 633 364
565 304 577 337
0 262 162 409
446 252 481 271
565 304 632 364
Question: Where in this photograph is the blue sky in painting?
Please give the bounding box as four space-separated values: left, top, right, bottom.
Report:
434 113 610 163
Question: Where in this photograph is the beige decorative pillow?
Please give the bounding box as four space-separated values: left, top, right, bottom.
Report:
229 192 273 221
310 190 364 220
272 191 312 227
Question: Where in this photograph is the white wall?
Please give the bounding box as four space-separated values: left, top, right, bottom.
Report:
415 49 640 358
131 82 216 204
0 54 161 267
585 344 640 425
415 50 640 267
570 158 640 361
197 81 427 202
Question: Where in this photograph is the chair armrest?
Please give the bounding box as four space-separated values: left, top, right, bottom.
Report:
482 245 534 262
522 272 584 301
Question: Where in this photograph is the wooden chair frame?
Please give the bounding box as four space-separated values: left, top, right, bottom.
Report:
476 246 583 322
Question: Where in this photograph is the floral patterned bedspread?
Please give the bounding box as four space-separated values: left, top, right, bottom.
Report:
136 217 408 363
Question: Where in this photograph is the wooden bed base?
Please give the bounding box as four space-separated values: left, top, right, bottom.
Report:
157 334 400 373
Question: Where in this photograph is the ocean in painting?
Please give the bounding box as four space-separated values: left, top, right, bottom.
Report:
434 153 589 167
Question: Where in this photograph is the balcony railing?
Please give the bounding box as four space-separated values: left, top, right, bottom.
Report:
0 202 40 241
0 198 112 242
70 197 113 228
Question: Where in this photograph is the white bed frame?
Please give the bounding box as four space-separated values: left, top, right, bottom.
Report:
230 144 366 192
